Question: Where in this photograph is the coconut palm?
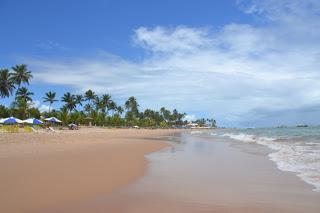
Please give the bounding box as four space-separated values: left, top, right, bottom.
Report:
84 103 91 113
94 96 102 112
108 100 117 115
84 89 97 112
11 64 33 99
14 87 34 118
61 92 77 113
125 96 138 110
43 91 58 113
75 94 84 106
0 69 15 98
101 94 111 113
85 89 96 103
16 87 34 102
125 96 139 114
116 106 124 115
160 107 171 123
125 96 140 123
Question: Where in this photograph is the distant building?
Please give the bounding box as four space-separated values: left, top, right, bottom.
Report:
187 122 199 128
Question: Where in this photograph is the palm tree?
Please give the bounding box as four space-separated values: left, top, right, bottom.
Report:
125 96 139 123
16 87 34 102
58 106 69 125
11 64 33 99
84 89 97 112
94 96 102 112
75 94 84 106
160 107 171 122
61 92 77 113
0 69 15 98
85 89 96 102
116 106 124 115
101 94 111 113
14 87 34 118
108 101 117 115
125 96 139 115
43 91 58 113
125 97 138 110
84 103 91 113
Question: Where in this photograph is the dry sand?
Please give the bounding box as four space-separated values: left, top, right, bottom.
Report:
0 128 178 213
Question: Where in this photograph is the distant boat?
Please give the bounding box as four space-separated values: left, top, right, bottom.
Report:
277 125 287 128
296 124 308 127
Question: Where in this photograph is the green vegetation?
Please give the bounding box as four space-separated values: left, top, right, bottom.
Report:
0 64 216 128
43 91 58 113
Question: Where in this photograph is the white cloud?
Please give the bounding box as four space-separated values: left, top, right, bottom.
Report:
185 114 197 122
238 0 320 20
38 104 50 113
28 0 320 127
133 26 212 53
29 100 40 108
30 100 50 113
37 40 66 50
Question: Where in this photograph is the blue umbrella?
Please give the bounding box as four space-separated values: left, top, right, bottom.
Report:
44 117 62 123
23 118 43 125
0 117 23 124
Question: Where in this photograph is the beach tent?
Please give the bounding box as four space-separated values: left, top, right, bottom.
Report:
68 123 78 130
44 117 62 123
23 118 43 125
0 117 23 124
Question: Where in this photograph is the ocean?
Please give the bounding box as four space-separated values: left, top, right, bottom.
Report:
206 126 320 192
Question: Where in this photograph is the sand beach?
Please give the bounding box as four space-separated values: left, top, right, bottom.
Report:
1 128 320 213
0 128 176 212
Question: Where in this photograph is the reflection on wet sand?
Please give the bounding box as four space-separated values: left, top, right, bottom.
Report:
57 132 320 213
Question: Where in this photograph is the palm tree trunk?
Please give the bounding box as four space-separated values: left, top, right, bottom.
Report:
14 84 20 100
11 85 20 109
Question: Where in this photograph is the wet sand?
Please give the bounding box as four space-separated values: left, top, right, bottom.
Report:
56 132 320 213
0 128 178 213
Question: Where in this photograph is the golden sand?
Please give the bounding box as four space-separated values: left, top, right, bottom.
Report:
0 128 177 213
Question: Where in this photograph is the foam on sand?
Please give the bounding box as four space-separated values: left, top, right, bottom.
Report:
220 132 320 192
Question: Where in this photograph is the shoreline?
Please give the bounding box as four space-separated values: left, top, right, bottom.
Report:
0 128 180 213
2 128 320 212
70 132 320 213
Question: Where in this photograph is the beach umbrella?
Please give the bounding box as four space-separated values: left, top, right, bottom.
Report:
0 117 23 124
23 118 43 125
44 117 62 123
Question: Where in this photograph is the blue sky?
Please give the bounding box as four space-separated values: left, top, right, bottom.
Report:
0 0 246 59
1 0 320 127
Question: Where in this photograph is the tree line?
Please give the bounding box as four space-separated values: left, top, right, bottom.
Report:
0 64 216 128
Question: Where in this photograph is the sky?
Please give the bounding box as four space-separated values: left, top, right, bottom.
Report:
1 0 320 127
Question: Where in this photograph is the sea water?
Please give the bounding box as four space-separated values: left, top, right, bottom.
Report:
205 126 320 192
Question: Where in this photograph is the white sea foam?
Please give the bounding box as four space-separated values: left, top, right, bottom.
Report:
222 133 257 143
221 132 320 192
190 131 203 135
